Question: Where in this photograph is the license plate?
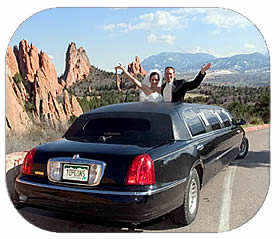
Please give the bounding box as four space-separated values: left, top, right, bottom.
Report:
63 164 89 182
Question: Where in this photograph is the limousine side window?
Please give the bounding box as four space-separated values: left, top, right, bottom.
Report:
201 109 221 131
183 109 206 137
215 110 231 127
223 111 233 122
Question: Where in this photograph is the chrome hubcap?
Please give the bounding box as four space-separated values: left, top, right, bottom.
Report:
188 179 198 214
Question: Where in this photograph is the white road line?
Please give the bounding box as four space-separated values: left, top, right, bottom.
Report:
218 165 237 232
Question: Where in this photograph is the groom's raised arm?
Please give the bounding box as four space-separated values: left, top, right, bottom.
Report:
183 63 211 91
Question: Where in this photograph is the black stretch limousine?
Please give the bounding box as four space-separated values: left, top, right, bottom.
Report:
13 102 249 226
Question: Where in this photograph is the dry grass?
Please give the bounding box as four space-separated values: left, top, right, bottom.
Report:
6 121 70 154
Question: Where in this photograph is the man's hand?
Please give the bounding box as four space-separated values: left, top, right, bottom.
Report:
201 63 211 73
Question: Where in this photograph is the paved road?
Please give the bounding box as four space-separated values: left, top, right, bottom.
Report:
12 128 270 232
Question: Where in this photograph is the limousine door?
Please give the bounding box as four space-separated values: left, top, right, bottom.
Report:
213 111 242 173
196 136 218 185
182 108 218 185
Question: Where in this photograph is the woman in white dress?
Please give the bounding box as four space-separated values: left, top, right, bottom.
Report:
115 64 163 102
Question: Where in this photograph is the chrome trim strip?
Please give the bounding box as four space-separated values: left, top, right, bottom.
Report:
215 143 239 160
150 178 186 195
16 178 186 196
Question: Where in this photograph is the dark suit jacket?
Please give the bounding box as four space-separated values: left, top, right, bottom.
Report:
161 71 206 102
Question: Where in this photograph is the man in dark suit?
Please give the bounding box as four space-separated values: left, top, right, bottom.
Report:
161 63 211 102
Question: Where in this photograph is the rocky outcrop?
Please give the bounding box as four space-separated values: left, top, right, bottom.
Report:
39 51 62 96
6 46 19 77
63 90 83 118
6 46 29 106
6 40 84 135
15 40 62 97
62 42 92 87
6 67 31 133
70 94 83 117
116 56 147 92
127 56 147 78
16 40 39 83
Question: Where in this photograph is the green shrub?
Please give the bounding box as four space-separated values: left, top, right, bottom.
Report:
24 102 35 112
13 72 23 84
249 116 264 125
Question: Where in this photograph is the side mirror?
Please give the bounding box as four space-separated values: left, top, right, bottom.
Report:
237 119 246 125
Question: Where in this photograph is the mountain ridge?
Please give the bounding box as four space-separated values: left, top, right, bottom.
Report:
141 52 269 73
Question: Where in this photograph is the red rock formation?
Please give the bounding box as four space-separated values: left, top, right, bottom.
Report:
6 67 31 133
127 56 147 77
17 40 38 82
39 51 62 96
6 40 84 135
6 46 28 106
116 56 147 92
12 79 28 107
6 46 19 77
71 95 83 117
63 90 72 118
63 90 83 118
62 42 92 87
15 40 63 96
48 92 67 122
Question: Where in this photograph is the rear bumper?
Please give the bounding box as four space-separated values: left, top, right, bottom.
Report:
15 177 186 223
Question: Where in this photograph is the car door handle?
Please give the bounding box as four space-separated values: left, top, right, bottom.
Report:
197 144 204 151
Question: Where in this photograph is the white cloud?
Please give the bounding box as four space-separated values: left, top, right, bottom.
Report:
103 10 185 33
147 34 176 45
147 10 184 30
103 24 115 31
102 8 250 33
201 9 250 29
244 43 257 51
147 34 157 42
171 8 207 16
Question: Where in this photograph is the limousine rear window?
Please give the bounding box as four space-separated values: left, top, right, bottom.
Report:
64 113 173 147
183 109 206 137
201 109 221 131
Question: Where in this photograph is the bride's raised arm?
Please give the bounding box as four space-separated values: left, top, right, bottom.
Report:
114 64 152 95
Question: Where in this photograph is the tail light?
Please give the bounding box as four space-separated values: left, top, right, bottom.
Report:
126 154 155 185
22 148 36 175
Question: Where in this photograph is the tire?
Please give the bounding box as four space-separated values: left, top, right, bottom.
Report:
236 137 249 159
170 168 200 226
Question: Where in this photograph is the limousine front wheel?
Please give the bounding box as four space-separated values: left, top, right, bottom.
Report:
236 137 249 159
170 168 200 226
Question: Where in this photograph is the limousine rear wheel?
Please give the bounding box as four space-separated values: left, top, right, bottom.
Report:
170 168 200 226
236 137 249 159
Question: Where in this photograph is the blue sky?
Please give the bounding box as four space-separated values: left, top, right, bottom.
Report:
9 8 268 75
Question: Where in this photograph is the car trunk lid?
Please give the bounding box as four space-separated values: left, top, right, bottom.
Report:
30 139 152 186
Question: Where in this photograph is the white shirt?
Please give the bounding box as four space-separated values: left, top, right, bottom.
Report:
163 81 173 102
